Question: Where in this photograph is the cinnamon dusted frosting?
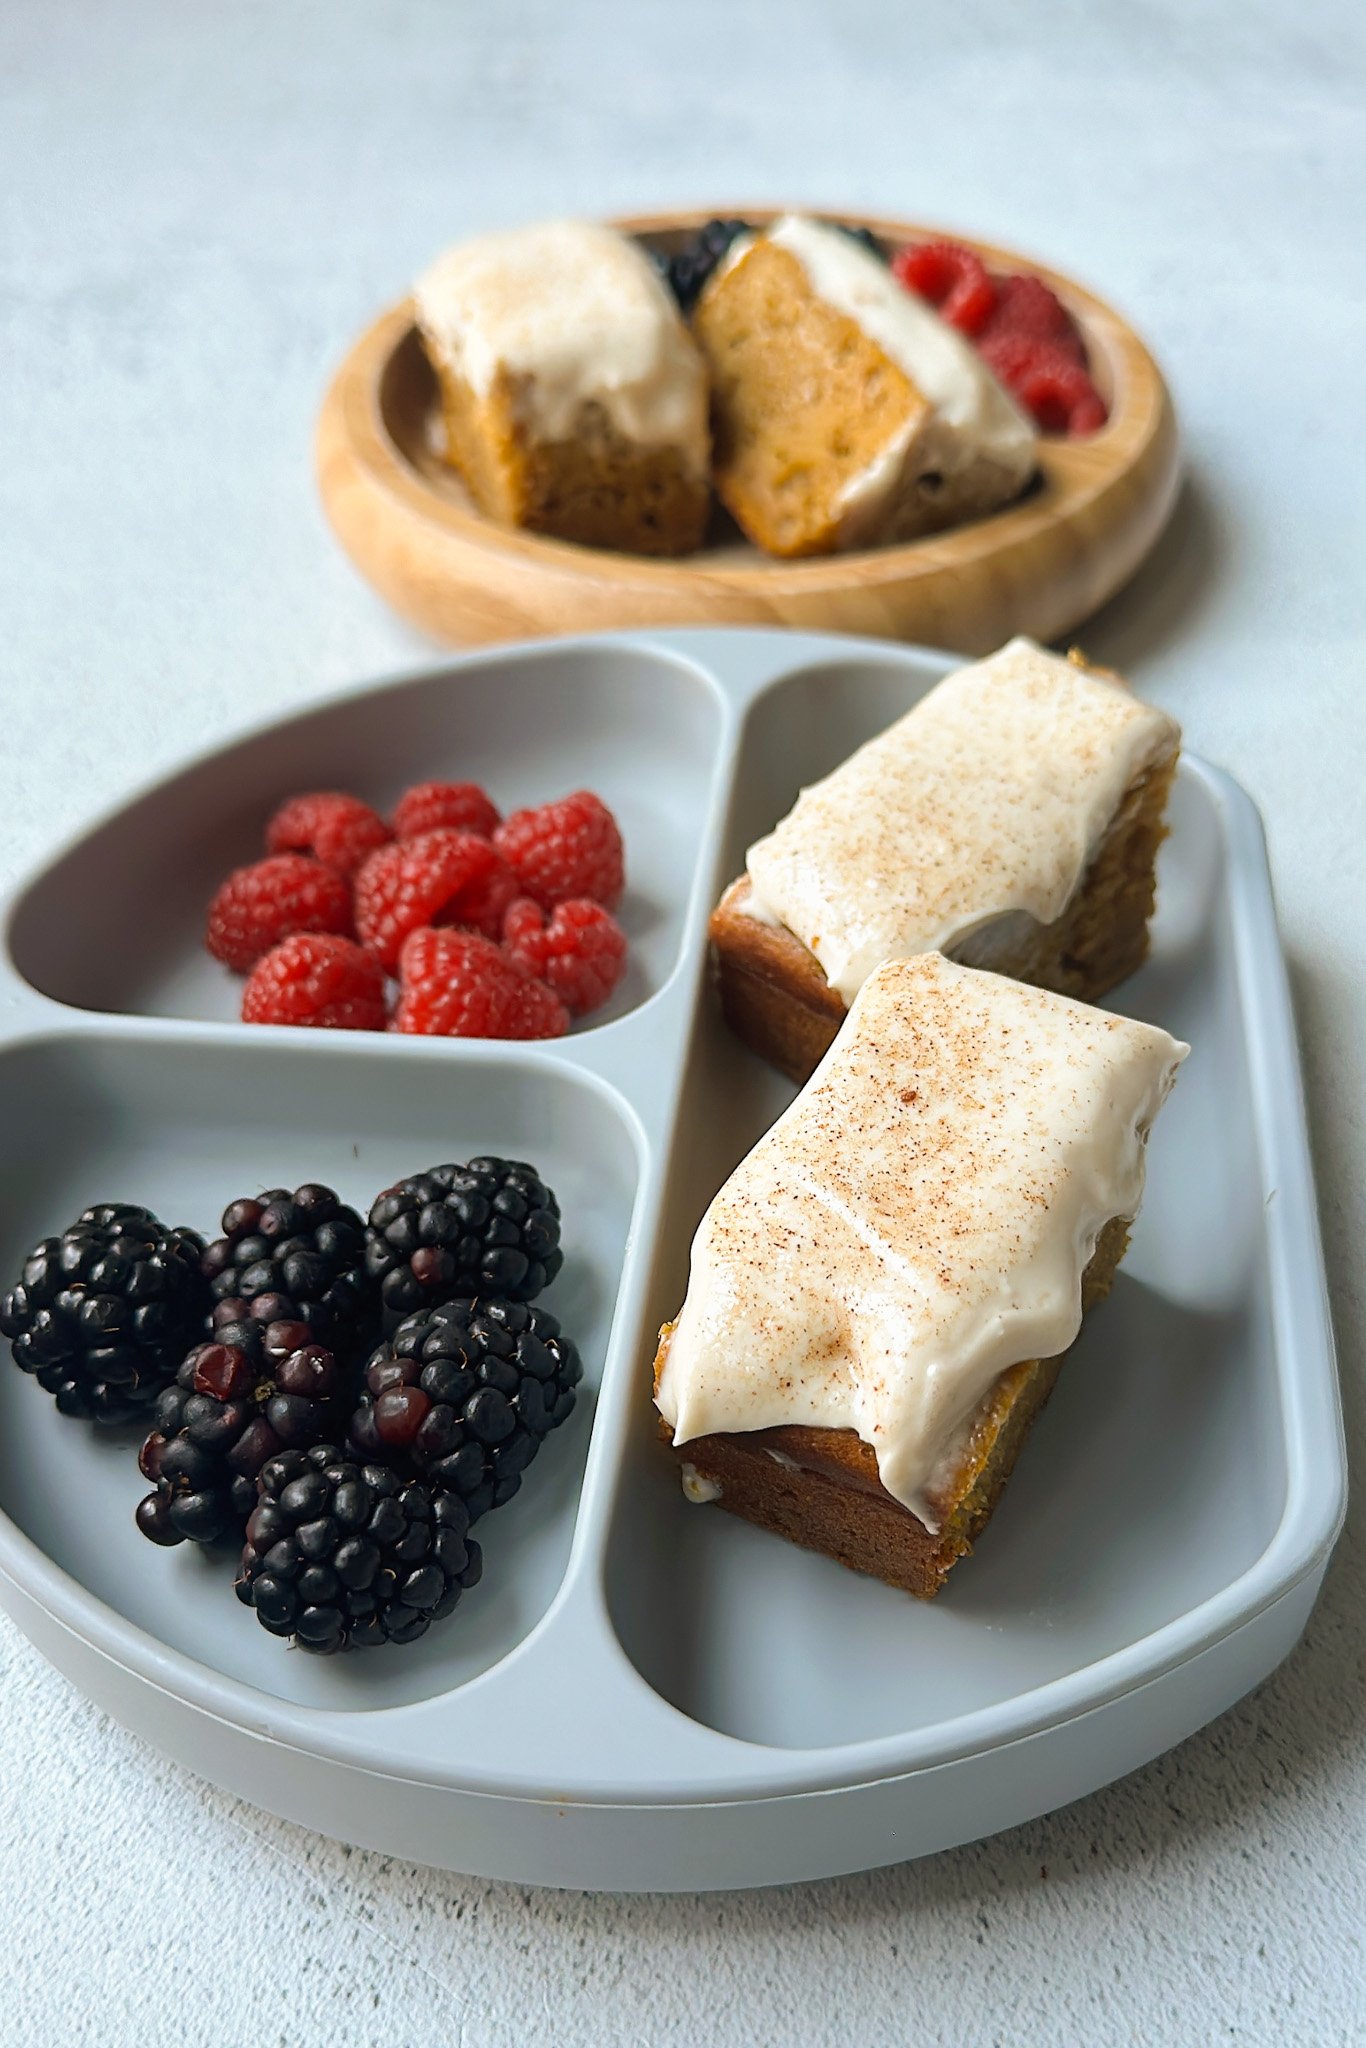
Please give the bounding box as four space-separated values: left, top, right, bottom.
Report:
744 637 1181 1005
742 216 1036 529
414 220 709 465
655 953 1187 1528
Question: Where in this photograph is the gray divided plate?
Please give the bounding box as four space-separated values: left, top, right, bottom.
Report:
0 628 1345 1892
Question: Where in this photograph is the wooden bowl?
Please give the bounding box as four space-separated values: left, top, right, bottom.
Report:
315 211 1180 653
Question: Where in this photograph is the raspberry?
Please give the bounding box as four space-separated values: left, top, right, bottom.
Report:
892 240 996 336
392 781 501 842
1059 384 1107 435
395 929 569 1040
265 792 392 878
502 897 627 1017
980 273 1087 362
353 829 504 973
241 934 388 1031
1017 349 1106 434
206 855 352 972
979 331 1107 435
493 791 624 911
976 329 1041 391
453 850 521 939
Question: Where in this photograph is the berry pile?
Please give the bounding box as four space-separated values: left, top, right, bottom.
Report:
205 779 628 1039
4 1154 581 1657
892 240 1107 436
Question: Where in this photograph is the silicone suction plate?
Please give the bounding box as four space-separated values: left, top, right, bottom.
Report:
0 629 1342 1891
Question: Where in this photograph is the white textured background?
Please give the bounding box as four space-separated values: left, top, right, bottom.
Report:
2 3 1363 2042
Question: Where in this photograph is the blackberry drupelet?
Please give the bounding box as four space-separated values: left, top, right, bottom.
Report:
135 1295 354 1547
348 1297 582 1524
1 1203 208 1425
653 217 753 313
235 1444 482 1653
365 1158 562 1317
201 1183 375 1351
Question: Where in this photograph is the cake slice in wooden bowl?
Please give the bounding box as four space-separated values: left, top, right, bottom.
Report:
654 952 1187 1598
692 213 1037 557
712 636 1181 1085
414 219 711 556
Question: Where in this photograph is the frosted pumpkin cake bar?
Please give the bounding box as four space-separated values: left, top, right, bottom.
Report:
692 212 1036 556
711 636 1181 1083
415 219 711 555
654 952 1186 1597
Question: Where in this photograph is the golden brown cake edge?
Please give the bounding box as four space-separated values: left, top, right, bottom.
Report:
653 1216 1130 1599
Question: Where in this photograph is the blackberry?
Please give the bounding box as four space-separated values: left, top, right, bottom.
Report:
135 1295 354 1547
235 1444 482 1653
201 1183 375 1351
365 1158 562 1317
348 1297 582 1524
831 220 885 260
653 217 753 314
1 1203 209 1425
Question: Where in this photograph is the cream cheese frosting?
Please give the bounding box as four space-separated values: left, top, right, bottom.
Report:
655 953 1187 1528
762 215 1036 527
745 636 1181 1006
414 220 709 464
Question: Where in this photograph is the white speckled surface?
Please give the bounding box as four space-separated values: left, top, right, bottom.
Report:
1 2 1363 2041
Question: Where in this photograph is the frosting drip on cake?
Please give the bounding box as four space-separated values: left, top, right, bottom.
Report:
764 215 1036 526
744 636 1180 1006
415 220 709 464
655 954 1187 1528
